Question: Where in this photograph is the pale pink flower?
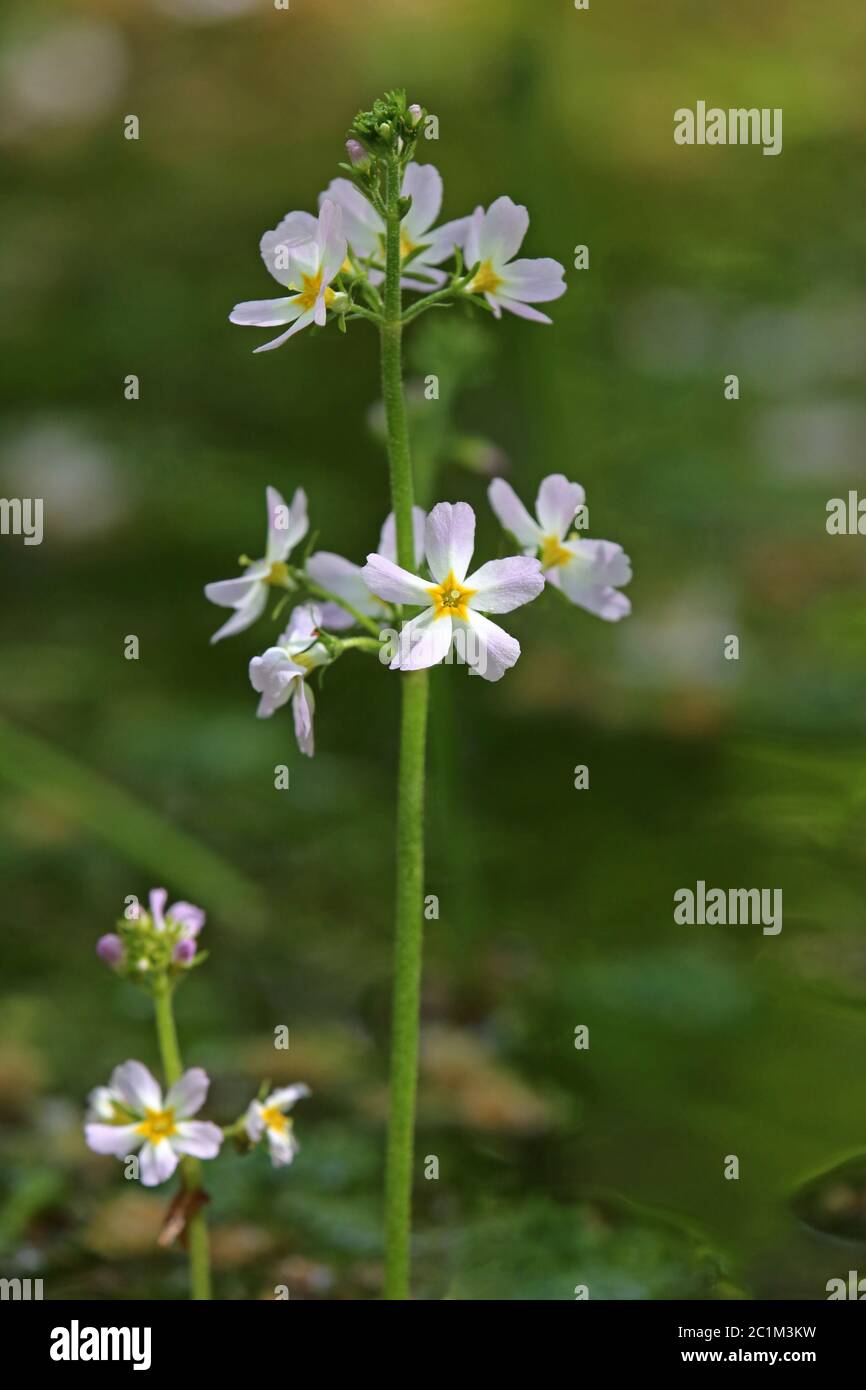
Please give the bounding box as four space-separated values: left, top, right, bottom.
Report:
361 501 544 681
204 485 308 644
229 199 347 351
244 1083 310 1168
85 1061 222 1187
489 473 632 620
463 196 566 323
248 605 329 755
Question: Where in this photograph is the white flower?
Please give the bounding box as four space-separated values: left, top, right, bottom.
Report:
488 473 632 620
462 196 566 323
361 500 544 681
248 605 329 755
244 1083 310 1168
84 1061 223 1187
320 163 467 289
204 485 308 644
307 506 426 630
229 199 347 352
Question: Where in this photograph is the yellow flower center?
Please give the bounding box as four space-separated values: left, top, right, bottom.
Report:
261 1105 289 1135
427 569 476 621
136 1107 177 1143
540 534 573 569
467 259 503 296
400 228 418 261
290 647 316 672
291 270 337 314
266 561 290 586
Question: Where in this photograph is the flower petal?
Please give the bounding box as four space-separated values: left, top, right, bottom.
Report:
249 652 302 719
244 1101 264 1143
307 551 376 620
462 206 484 272
536 474 586 539
498 257 566 304
319 179 382 259
557 540 632 620
316 198 348 285
280 603 321 645
390 608 453 671
377 506 426 568
266 1083 311 1111
229 297 303 328
292 680 315 757
401 162 442 238
424 215 471 265
85 1123 142 1157
494 296 553 324
139 1139 179 1187
462 611 521 681
168 901 206 937
465 555 544 613
267 485 308 561
267 1127 299 1168
172 1121 223 1160
478 195 529 266
424 501 475 585
204 573 261 608
210 582 267 645
488 478 543 548
361 554 432 606
149 888 168 931
110 1060 162 1114
165 1067 209 1120
260 211 319 286
86 1086 116 1122
252 307 318 353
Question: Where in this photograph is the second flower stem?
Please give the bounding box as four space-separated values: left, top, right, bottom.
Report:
153 982 212 1301
380 149 430 1300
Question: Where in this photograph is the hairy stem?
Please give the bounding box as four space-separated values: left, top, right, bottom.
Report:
153 983 211 1301
380 149 430 1300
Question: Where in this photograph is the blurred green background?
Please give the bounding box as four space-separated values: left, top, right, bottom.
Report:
2 0 866 1299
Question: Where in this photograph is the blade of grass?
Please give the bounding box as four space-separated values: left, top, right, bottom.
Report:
0 714 265 931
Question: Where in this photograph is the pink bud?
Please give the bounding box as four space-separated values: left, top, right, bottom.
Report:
96 934 124 966
173 939 196 965
345 139 368 168
407 104 423 127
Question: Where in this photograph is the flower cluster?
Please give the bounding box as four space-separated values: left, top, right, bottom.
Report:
85 1061 312 1186
204 474 631 753
85 890 311 1189
229 92 566 352
96 888 207 984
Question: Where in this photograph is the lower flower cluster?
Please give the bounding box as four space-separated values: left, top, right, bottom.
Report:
86 889 310 1188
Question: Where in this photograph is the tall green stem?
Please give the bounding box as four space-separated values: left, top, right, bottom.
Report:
153 983 212 1301
380 149 430 1300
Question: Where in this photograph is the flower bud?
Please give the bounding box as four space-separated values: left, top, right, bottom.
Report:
407 103 423 127
377 122 392 141
345 139 369 168
173 939 196 965
96 933 124 966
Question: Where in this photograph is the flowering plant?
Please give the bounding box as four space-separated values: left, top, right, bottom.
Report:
93 89 631 1303
86 890 309 1299
204 89 632 1299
